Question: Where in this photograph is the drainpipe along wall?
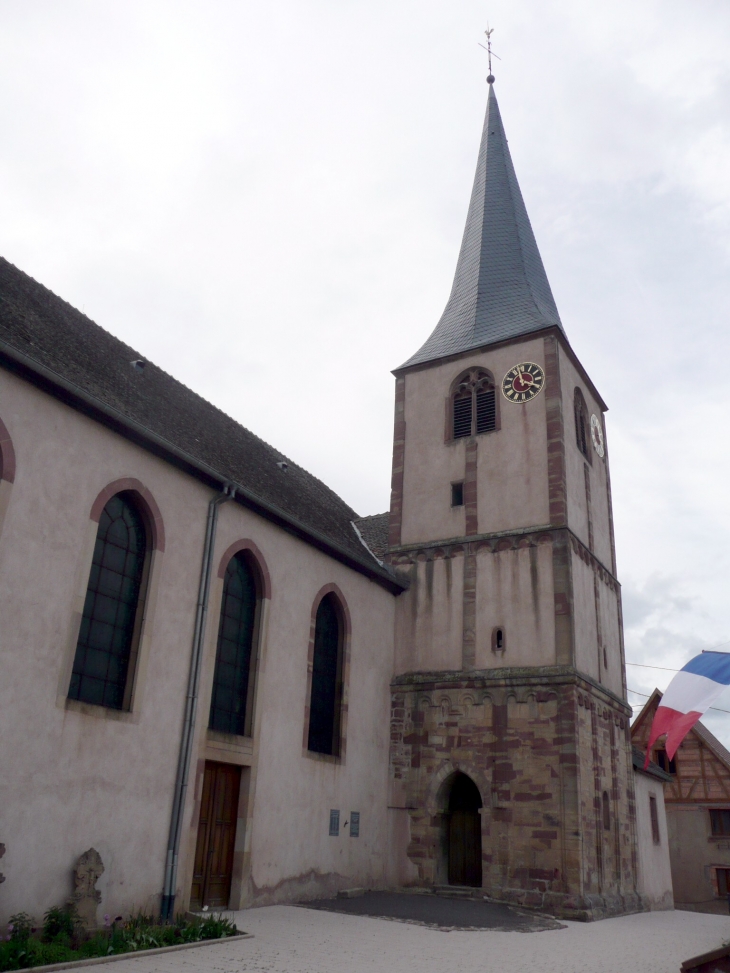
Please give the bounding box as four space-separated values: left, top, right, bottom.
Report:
160 484 234 921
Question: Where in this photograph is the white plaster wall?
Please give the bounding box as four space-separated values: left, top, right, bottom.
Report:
570 549 623 698
558 351 614 572
393 557 463 675
666 805 730 907
399 337 550 547
474 543 555 669
571 552 600 683
597 579 624 698
633 772 674 910
0 371 398 923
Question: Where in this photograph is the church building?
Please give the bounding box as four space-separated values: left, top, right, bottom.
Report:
0 78 644 923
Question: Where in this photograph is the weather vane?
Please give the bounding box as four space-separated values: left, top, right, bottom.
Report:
478 25 501 83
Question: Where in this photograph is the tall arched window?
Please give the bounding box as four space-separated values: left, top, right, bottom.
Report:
209 552 261 737
574 388 590 459
602 790 611 830
307 593 344 756
451 368 497 440
69 492 148 710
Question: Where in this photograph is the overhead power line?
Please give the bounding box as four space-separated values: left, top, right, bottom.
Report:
626 662 679 672
627 687 730 716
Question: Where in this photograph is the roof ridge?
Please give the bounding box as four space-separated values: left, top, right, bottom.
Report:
0 256 359 521
0 256 396 583
0 255 348 502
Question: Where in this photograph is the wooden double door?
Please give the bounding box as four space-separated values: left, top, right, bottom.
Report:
190 762 241 910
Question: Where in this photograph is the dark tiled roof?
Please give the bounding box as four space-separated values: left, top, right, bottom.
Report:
353 512 390 561
631 745 673 783
400 83 564 370
0 257 402 591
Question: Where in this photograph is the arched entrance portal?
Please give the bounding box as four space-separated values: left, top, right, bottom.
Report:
447 773 483 887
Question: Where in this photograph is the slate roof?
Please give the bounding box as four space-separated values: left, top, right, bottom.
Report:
0 257 403 591
400 82 565 370
631 745 673 783
353 512 390 561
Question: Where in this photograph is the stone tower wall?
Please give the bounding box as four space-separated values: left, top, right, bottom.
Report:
390 671 639 920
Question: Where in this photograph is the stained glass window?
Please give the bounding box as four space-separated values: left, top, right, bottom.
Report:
209 552 258 736
69 493 147 710
308 594 342 756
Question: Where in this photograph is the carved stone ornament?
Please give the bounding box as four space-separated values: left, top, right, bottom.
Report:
68 848 104 929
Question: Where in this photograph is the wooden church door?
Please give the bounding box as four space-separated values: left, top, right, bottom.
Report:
447 773 483 887
190 762 241 909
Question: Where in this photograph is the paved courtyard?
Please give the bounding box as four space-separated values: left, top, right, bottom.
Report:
63 903 729 973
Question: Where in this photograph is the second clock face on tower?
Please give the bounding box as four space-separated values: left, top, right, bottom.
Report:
501 362 545 402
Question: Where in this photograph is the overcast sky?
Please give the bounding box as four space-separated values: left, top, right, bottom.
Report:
2 2 730 740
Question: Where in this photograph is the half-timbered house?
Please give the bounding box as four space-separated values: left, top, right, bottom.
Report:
632 690 730 912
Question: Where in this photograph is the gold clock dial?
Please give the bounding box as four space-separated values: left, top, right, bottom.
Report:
501 362 545 402
590 414 605 458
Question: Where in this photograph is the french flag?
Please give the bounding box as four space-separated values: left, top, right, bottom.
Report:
645 651 730 768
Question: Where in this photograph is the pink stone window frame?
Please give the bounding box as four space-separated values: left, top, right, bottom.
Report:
209 539 272 739
70 478 165 713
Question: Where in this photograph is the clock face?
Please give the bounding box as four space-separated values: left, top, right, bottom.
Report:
590 414 605 458
501 362 545 403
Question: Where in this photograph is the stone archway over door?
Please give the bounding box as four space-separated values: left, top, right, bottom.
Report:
191 762 241 909
447 773 482 887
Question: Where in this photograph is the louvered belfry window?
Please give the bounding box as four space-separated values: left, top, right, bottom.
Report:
209 552 259 737
452 393 473 439
308 594 343 756
69 493 147 710
452 368 497 439
475 384 496 433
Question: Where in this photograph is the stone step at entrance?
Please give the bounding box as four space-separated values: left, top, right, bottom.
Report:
432 885 484 899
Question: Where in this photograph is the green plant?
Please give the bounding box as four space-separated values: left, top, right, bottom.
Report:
197 914 238 940
0 908 238 971
7 915 32 944
41 905 77 943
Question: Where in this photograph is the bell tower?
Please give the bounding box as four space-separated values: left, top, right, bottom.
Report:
387 78 640 919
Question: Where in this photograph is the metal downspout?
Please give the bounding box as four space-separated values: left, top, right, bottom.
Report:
160 483 234 921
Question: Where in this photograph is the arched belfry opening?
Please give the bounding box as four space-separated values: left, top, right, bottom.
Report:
446 773 483 887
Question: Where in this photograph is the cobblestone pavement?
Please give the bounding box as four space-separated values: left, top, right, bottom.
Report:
61 905 729 973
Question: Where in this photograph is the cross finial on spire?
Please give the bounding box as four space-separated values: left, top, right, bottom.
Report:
478 25 500 84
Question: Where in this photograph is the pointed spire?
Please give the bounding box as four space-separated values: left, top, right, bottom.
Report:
400 82 565 369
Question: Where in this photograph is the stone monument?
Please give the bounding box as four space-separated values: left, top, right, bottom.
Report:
68 848 104 930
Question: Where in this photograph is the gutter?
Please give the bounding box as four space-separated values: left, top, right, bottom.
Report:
160 483 234 921
0 339 405 594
